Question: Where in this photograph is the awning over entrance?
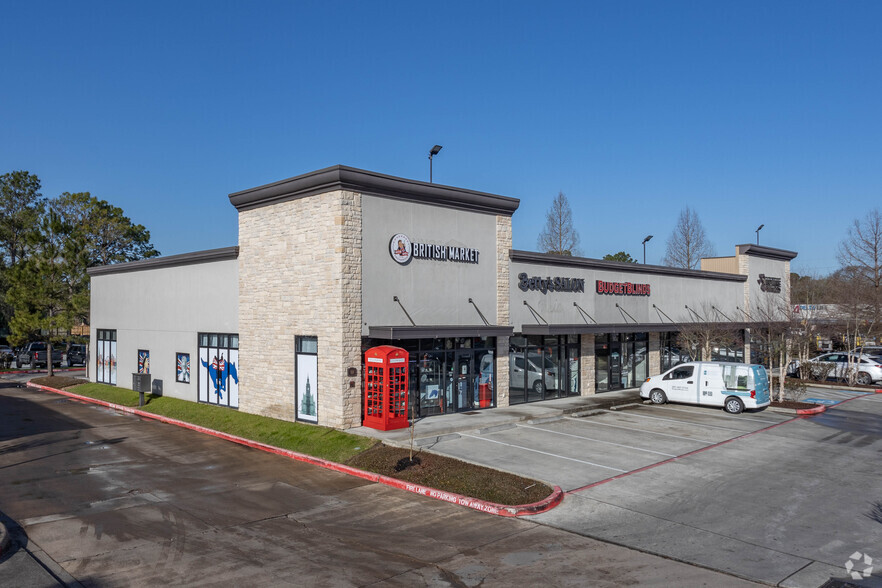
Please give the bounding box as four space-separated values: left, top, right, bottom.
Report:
368 325 514 340
520 322 756 335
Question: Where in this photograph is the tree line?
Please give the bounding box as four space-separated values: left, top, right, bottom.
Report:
1 170 159 373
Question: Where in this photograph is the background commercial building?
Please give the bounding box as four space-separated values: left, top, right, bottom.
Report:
89 166 796 429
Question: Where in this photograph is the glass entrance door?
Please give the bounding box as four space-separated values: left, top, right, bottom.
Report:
609 342 622 389
454 352 475 411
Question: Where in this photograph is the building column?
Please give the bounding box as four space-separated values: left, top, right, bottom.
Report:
649 332 661 376
496 336 510 407
743 328 751 364
580 334 595 396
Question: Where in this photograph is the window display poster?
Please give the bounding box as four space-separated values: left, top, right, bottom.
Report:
296 354 318 422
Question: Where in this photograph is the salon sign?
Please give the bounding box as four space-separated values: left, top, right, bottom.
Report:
389 233 480 265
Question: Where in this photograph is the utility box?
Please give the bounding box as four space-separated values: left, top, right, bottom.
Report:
363 346 409 431
132 373 151 407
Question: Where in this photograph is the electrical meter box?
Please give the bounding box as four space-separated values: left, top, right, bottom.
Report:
363 346 409 431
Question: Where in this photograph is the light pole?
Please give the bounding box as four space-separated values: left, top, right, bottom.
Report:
429 145 442 183
756 224 764 245
642 235 653 264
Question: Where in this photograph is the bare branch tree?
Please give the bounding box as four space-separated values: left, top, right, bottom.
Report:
663 206 714 269
537 191 580 256
837 209 882 336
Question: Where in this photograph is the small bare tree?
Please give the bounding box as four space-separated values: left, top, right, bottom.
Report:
537 191 581 256
663 206 714 269
676 302 740 362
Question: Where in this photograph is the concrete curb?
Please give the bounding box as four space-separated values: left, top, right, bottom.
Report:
766 404 827 415
25 382 562 518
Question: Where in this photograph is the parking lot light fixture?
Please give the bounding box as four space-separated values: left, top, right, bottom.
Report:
756 224 764 245
429 145 442 183
642 235 653 264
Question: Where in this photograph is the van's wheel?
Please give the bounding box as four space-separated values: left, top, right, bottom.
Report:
857 372 872 386
724 396 744 414
532 380 545 395
649 389 667 405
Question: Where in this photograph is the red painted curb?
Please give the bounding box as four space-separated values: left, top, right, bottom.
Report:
796 404 827 415
25 382 561 517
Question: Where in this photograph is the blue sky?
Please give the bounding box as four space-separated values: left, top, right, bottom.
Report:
2 1 880 276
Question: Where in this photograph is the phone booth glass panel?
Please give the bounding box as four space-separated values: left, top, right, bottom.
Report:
363 345 409 431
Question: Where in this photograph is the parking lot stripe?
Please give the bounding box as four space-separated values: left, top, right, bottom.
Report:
519 424 679 457
564 416 718 444
639 404 787 424
604 410 754 432
567 416 800 494
459 432 629 472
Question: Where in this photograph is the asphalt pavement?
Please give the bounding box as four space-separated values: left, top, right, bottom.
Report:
0 379 764 587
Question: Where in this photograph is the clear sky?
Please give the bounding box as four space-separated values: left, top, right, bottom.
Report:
2 1 880 276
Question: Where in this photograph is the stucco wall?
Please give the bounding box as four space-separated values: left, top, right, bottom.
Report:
88 258 239 400
510 261 744 329
361 195 499 331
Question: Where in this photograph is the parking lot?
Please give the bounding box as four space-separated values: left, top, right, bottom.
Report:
406 388 882 586
421 401 796 491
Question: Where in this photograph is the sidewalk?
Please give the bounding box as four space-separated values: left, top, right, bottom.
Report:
349 388 643 447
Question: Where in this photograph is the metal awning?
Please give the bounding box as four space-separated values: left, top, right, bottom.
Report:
368 325 514 340
519 322 757 335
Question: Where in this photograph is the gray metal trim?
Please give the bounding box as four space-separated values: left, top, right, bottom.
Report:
368 325 514 340
229 165 521 216
520 322 756 335
87 246 240 276
510 250 748 282
736 244 799 261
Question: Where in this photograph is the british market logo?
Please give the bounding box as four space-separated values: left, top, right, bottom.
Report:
389 233 479 265
390 233 412 264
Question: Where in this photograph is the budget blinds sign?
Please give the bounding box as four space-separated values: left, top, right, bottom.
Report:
389 233 480 265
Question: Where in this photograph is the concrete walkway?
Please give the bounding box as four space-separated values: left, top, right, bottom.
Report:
348 388 643 446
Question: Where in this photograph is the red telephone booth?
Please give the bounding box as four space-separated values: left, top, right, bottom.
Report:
363 345 409 431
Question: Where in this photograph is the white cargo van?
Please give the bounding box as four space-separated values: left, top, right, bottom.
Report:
639 361 770 414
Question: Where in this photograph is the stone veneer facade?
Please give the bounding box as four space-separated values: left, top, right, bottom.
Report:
496 214 512 407
238 189 363 429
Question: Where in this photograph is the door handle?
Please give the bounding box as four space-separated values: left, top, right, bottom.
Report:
687 380 694 384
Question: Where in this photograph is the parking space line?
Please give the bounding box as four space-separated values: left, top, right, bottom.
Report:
640 404 786 424
519 424 679 457
459 432 629 472
567 415 801 494
604 410 754 433
564 416 717 444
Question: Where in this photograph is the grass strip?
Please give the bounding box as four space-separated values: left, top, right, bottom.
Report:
65 381 374 463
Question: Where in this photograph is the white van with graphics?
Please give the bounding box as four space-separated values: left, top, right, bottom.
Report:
640 361 770 414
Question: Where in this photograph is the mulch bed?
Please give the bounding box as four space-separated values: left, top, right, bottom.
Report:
769 400 820 410
346 444 553 506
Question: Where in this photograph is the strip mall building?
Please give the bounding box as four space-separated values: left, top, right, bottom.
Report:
88 166 796 429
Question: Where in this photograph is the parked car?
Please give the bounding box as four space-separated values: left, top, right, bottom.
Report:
66 344 87 367
510 352 559 394
641 361 770 414
854 346 882 361
787 352 882 385
16 342 63 369
0 345 13 367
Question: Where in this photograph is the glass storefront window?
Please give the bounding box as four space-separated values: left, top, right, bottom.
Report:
596 332 648 392
510 335 580 405
364 337 496 417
